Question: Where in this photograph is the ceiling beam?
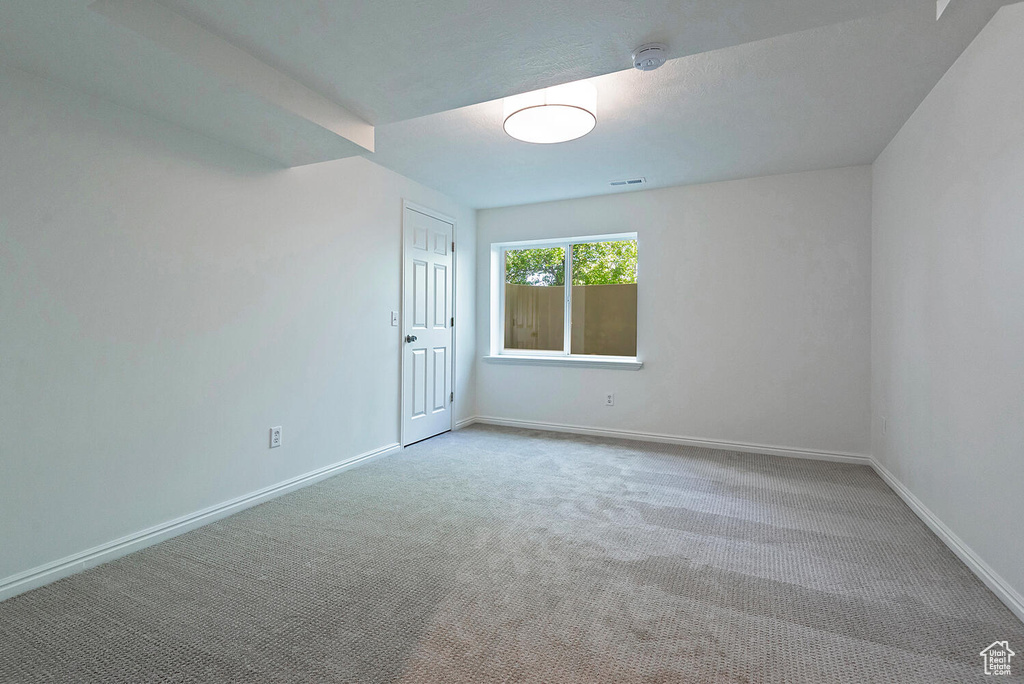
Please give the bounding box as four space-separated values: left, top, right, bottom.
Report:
89 0 374 154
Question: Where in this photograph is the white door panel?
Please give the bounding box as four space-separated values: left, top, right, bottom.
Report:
412 260 428 328
432 347 447 412
433 264 448 327
411 348 427 418
402 206 454 445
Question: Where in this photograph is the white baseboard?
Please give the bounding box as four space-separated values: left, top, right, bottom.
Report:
469 416 870 464
0 442 401 603
869 457 1024 624
454 416 478 430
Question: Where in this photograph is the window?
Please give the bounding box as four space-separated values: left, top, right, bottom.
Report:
493 233 639 366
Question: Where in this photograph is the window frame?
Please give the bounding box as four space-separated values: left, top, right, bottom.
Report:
489 232 642 370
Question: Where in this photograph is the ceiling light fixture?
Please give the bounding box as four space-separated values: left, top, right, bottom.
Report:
503 81 597 144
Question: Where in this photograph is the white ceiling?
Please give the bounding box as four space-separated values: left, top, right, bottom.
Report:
372 0 1010 207
0 0 1013 206
158 0 909 124
0 1 377 166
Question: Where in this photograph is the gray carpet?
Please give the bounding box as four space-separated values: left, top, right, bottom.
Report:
0 425 1020 683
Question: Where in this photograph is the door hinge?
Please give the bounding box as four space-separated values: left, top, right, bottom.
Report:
450 391 454 403
450 316 454 327
452 241 455 251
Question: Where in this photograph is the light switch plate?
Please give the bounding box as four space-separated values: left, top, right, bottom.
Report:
391 311 399 327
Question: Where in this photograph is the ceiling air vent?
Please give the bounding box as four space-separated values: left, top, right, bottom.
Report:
610 177 646 187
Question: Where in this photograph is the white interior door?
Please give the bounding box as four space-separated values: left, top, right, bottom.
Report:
402 206 454 446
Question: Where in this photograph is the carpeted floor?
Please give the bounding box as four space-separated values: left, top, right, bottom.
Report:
0 425 1021 682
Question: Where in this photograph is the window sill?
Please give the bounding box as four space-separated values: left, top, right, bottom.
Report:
483 355 643 370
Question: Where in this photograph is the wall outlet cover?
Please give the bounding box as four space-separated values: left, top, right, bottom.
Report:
270 426 282 448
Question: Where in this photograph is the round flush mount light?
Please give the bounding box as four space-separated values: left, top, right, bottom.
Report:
632 43 668 71
502 81 597 144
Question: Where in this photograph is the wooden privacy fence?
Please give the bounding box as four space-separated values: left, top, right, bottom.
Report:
504 283 637 356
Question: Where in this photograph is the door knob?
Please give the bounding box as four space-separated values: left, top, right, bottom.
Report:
405 335 418 343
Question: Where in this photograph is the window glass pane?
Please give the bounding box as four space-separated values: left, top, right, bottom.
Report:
570 240 637 356
504 247 565 351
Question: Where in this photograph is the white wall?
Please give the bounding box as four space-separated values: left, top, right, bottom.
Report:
0 65 475 583
872 4 1024 608
476 166 872 457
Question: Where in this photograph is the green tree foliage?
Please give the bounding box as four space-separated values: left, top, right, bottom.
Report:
571 240 637 285
505 247 565 286
505 241 637 286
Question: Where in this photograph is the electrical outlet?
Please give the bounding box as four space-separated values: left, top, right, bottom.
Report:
391 311 399 327
270 426 282 448
605 392 615 407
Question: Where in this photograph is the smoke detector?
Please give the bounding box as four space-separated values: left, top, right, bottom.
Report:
632 43 668 71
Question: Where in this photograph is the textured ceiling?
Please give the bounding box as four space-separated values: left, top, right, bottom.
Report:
371 1 1011 207
0 0 1014 205
159 0 909 124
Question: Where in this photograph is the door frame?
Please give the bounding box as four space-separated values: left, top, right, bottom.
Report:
399 199 458 448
